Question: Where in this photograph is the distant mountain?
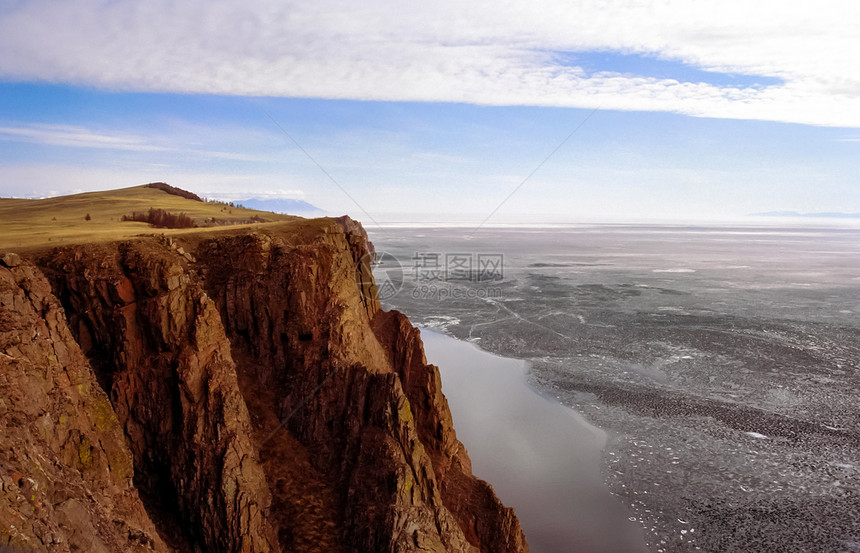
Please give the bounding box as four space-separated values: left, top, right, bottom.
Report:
239 198 324 215
750 211 860 219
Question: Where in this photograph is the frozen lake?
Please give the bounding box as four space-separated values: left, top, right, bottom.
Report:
373 224 860 552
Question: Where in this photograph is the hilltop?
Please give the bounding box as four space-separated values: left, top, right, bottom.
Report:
0 183 299 250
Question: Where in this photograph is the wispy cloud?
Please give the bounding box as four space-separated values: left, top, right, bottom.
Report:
0 122 269 160
0 124 165 151
1 1 858 127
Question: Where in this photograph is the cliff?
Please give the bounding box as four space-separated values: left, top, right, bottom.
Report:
0 216 528 553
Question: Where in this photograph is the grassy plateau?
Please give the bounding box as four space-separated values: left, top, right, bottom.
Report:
0 184 301 251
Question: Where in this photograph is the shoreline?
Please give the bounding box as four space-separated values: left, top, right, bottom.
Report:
420 328 648 553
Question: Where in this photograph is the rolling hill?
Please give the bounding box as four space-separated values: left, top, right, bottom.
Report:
0 183 299 250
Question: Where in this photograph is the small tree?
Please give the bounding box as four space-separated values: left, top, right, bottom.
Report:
85 213 92 221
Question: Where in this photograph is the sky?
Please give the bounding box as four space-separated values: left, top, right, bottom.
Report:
1 0 859 224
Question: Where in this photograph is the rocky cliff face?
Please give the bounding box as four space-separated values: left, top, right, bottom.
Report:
0 218 528 553
0 253 167 552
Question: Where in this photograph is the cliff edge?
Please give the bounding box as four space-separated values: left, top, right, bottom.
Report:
0 212 528 552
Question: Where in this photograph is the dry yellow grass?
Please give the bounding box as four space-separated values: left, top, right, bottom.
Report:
0 185 300 251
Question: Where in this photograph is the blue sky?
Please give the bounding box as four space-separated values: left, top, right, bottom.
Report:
1 1 858 223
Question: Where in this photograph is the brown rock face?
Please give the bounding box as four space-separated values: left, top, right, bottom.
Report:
0 257 166 552
38 240 275 553
193 218 528 553
1 217 528 553
373 310 528 553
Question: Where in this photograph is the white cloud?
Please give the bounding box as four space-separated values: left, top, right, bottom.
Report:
0 123 269 160
203 190 307 203
0 124 165 151
1 1 859 126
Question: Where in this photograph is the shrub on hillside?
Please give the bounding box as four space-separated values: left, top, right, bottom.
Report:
122 208 195 229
